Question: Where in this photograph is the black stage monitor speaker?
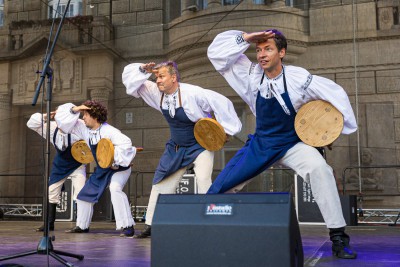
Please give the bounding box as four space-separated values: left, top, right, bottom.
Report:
152 193 303 267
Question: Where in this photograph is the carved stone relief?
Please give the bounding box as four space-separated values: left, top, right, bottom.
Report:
19 59 40 95
51 55 82 95
17 54 82 100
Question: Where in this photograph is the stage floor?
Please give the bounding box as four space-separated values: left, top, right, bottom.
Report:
0 221 399 267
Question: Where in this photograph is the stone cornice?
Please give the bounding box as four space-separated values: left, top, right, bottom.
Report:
308 35 400 46
307 62 400 73
9 16 94 30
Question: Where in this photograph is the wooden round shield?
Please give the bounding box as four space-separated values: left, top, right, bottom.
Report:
71 140 94 164
194 118 226 151
96 138 115 168
295 100 344 147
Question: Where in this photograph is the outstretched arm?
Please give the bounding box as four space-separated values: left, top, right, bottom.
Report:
195 88 242 136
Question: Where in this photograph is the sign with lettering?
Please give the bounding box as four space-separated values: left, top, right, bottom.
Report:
176 174 197 194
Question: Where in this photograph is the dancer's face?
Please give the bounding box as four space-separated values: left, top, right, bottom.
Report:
256 39 285 76
82 111 100 130
156 66 178 94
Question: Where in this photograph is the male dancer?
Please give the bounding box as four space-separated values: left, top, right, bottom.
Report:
122 61 242 238
55 100 137 237
27 112 86 231
207 29 358 259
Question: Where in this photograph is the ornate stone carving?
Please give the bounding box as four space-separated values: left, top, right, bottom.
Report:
90 88 110 103
60 58 74 89
0 93 11 110
19 59 40 95
51 55 82 94
17 55 82 102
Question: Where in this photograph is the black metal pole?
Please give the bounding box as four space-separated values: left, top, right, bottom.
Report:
1 1 84 265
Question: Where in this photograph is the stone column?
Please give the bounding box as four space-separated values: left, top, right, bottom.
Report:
90 88 110 105
207 0 222 8
0 93 12 199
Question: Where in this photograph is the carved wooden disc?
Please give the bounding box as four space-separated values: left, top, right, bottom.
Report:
71 140 94 164
295 100 344 147
96 138 115 168
194 118 226 151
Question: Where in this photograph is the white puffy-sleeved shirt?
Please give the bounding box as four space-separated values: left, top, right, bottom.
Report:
122 63 242 136
27 112 82 151
54 103 136 167
207 30 357 135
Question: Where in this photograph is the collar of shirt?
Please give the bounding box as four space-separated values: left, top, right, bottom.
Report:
162 89 180 118
89 125 102 144
259 74 285 98
258 68 291 115
55 132 68 151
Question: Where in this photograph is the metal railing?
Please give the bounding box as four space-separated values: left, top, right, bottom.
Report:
342 165 400 224
0 174 43 218
0 204 42 217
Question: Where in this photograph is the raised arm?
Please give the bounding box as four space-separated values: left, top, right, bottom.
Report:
207 30 258 111
54 103 88 139
122 63 163 111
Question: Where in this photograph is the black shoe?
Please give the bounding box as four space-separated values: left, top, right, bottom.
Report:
134 224 151 239
120 226 135 237
65 226 89 233
330 233 357 259
35 223 54 232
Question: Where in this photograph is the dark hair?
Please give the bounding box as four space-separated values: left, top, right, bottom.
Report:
265 29 287 52
154 61 180 82
82 100 108 123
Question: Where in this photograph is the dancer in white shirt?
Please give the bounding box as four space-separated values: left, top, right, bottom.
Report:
55 100 137 237
27 112 86 232
122 61 242 238
207 29 357 259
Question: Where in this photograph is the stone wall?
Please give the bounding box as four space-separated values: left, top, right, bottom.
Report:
0 0 399 208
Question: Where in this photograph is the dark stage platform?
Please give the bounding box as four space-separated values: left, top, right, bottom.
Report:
0 221 399 267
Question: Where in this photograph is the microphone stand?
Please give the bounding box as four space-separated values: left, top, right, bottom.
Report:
0 1 84 266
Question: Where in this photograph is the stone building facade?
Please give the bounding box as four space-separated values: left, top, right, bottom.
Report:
0 0 399 210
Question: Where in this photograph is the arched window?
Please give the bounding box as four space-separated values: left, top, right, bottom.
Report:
48 0 83 19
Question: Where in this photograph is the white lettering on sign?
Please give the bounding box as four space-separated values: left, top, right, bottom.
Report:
205 203 233 215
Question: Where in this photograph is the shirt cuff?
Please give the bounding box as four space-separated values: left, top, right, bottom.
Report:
139 66 146 74
70 107 78 114
235 33 249 45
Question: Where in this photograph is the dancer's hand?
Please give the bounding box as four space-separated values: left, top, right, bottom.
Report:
72 105 91 113
140 62 156 73
243 31 275 43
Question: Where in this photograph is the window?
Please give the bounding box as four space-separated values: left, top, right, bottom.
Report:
198 0 207 9
48 0 83 19
222 0 241 5
0 0 4 27
253 0 266 3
